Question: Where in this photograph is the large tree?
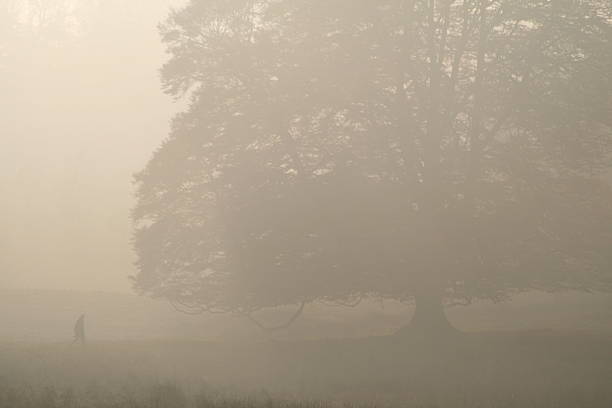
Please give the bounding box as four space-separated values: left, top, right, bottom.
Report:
133 0 612 333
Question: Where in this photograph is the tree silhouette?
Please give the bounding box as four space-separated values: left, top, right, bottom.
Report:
133 0 612 333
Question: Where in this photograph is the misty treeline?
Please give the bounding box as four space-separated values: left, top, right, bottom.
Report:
130 0 612 334
0 1 135 52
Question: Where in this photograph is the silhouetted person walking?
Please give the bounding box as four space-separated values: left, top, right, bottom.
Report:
73 314 86 345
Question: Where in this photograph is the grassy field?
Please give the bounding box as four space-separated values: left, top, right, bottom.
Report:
1 289 612 407
1 330 612 408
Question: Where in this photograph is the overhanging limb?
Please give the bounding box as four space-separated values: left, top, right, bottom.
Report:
242 301 307 332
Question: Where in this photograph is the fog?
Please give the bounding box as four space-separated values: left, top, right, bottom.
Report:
1 1 612 407
1 0 183 292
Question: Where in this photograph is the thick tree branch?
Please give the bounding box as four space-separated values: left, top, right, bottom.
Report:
241 301 307 332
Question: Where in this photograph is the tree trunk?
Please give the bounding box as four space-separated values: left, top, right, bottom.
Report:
395 291 457 337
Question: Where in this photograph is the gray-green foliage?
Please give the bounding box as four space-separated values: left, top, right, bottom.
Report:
133 0 612 321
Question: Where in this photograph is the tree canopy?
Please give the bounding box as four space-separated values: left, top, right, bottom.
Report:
133 0 612 328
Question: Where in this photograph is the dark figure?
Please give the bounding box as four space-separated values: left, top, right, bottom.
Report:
73 314 86 345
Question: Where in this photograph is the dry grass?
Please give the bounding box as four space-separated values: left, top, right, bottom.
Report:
1 330 612 407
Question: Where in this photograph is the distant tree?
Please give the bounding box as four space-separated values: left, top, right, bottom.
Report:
133 0 612 334
0 2 19 70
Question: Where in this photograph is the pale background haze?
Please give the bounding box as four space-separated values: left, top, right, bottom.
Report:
1 0 185 292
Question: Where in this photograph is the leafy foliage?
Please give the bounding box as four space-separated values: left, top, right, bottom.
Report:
133 0 612 316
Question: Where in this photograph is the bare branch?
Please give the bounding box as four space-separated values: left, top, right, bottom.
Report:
241 301 307 332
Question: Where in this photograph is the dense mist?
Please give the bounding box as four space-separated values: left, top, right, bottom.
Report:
1 0 183 292
1 1 612 407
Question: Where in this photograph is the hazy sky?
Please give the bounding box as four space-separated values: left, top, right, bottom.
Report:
1 0 184 292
